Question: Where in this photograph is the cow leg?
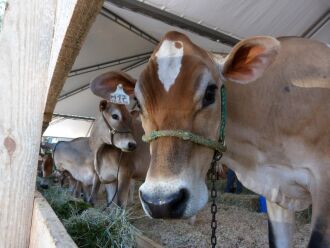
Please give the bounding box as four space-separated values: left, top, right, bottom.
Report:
266 200 295 248
129 179 135 204
72 181 82 198
116 171 131 208
88 174 101 206
60 173 66 187
308 176 330 248
105 182 117 207
82 184 91 202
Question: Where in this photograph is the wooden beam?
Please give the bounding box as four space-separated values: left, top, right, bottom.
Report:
29 192 77 248
43 0 104 132
136 233 164 248
0 0 102 247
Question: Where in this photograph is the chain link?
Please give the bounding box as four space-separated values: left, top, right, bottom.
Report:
210 150 222 247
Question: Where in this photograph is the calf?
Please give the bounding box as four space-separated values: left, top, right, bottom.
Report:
90 72 150 207
91 32 330 247
53 100 137 204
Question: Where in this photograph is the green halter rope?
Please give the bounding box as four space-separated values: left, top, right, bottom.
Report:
142 85 227 152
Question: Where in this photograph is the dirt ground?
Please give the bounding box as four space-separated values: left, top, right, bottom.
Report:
83 179 311 248
129 195 310 248
44 175 311 247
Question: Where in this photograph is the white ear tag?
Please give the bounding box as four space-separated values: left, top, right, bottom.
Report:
109 84 130 105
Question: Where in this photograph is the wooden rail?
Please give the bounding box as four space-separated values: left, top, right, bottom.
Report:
136 233 164 248
30 191 163 248
29 192 77 248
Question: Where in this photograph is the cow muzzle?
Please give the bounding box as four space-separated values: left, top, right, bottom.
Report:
139 187 189 219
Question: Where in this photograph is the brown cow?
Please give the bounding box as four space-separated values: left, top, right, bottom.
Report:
90 73 150 207
91 32 330 247
39 154 54 189
53 100 138 205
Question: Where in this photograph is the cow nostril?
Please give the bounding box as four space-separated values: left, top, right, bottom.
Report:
128 142 137 151
140 188 189 219
170 188 188 210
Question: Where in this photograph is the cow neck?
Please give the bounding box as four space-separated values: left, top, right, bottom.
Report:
88 116 108 153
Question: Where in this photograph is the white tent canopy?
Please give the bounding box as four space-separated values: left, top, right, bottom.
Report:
46 0 330 138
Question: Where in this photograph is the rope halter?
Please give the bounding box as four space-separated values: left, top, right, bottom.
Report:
142 85 227 153
101 110 131 145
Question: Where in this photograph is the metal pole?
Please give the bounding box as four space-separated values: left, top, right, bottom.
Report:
106 0 240 46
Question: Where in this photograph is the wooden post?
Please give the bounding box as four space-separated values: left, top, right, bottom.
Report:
0 0 102 247
43 0 104 132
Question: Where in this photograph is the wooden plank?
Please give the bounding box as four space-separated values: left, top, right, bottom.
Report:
0 0 102 247
29 192 77 248
136 233 164 248
42 0 104 132
0 1 56 246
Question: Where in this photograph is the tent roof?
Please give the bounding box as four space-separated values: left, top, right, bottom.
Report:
47 0 330 138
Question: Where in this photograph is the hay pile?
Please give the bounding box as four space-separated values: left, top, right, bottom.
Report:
64 208 136 248
38 181 137 248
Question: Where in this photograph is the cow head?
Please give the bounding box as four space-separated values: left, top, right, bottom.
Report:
91 72 137 152
98 31 280 218
39 154 54 189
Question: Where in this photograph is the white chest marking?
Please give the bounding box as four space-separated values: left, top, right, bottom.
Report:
155 40 183 92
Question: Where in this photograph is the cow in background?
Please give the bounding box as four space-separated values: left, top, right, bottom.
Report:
53 99 137 205
90 72 150 207
38 154 55 189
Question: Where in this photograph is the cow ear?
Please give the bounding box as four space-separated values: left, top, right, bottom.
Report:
221 36 280 84
91 71 137 99
99 100 108 112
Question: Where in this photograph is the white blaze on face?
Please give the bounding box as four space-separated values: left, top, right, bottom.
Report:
155 40 184 92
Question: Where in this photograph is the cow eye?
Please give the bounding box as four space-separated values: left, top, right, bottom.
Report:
111 114 119 120
202 85 217 108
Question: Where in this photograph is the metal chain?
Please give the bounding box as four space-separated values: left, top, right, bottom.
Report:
210 151 222 247
210 85 226 247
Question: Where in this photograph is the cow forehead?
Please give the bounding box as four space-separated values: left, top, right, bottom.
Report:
108 103 130 119
136 32 220 114
155 39 184 92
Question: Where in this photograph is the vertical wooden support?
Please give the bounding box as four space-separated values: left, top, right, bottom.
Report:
0 0 102 247
43 0 104 132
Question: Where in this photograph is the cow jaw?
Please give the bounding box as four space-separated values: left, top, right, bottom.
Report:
112 133 136 152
